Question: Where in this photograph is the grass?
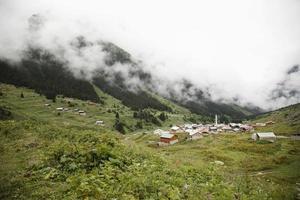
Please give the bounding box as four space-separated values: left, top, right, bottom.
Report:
250 103 300 135
0 83 300 199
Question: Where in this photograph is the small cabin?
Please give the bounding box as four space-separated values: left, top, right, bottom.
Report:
160 133 178 145
95 120 104 125
170 126 180 132
266 121 275 125
189 131 203 140
251 132 276 142
78 110 86 116
240 125 253 132
209 127 217 132
222 126 232 132
233 128 240 132
291 133 300 140
153 129 165 135
255 122 266 127
56 107 63 111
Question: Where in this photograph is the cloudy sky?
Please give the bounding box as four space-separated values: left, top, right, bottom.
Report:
0 0 300 109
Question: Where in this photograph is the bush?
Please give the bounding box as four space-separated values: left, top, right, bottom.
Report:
114 119 126 134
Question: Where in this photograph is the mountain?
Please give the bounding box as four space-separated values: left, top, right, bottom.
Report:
0 39 262 120
0 49 100 103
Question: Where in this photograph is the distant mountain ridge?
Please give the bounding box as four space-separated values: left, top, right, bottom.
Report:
0 39 262 120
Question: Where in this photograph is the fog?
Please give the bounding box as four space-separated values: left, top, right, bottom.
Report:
0 0 300 110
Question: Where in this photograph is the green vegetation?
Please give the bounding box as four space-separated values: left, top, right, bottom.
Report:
0 84 299 199
249 103 300 135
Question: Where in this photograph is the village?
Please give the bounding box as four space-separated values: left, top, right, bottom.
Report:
154 115 279 146
49 102 297 147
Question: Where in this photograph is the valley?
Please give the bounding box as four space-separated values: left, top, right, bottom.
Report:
0 83 299 199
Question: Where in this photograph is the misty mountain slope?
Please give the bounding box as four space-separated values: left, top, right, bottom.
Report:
0 49 100 103
92 75 172 112
92 41 173 111
250 103 300 135
94 41 262 119
178 100 261 121
0 39 262 119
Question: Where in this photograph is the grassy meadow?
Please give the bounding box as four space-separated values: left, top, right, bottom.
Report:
0 83 300 199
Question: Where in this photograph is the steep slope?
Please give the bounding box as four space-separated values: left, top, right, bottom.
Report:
0 49 100 103
0 39 261 119
94 42 262 119
0 83 192 133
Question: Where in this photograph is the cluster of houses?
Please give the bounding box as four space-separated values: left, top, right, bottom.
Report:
155 115 277 146
45 104 105 126
55 107 87 116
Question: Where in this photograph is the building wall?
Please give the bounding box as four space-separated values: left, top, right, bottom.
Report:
160 136 178 143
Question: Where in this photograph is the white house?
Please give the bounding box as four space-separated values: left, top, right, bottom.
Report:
56 107 63 111
153 129 165 135
95 120 104 125
251 132 276 142
255 122 266 127
170 126 180 132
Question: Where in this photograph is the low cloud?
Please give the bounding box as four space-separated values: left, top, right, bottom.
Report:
0 0 300 110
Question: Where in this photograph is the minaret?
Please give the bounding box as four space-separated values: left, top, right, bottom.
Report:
215 114 218 126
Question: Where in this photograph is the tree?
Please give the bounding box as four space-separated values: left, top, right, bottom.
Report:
158 112 168 121
20 92 24 98
133 111 138 118
115 112 120 119
135 121 143 129
114 119 126 134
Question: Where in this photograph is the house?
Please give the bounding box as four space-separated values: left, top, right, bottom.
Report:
222 126 232 132
291 133 300 140
78 110 86 116
240 125 253 132
170 126 180 133
255 122 266 127
233 128 240 132
87 101 96 106
95 120 104 125
266 121 275 125
202 128 210 134
209 126 217 132
160 133 178 145
44 104 51 107
188 130 203 140
229 123 242 128
56 107 63 111
192 124 199 129
184 124 193 130
153 129 165 135
251 132 276 142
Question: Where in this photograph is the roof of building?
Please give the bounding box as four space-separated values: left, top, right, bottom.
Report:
256 132 276 138
171 126 180 131
160 132 175 139
186 129 198 136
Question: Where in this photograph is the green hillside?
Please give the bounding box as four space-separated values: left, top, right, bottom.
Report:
0 84 201 133
0 84 299 199
249 103 300 135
